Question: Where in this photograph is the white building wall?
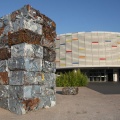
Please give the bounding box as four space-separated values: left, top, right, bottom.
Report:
113 69 119 82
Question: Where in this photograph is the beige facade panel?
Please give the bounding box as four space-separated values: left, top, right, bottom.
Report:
56 32 120 68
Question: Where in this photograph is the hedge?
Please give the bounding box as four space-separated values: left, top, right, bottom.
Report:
56 69 88 87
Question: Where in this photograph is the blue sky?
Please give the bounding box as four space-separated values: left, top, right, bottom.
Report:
0 0 120 34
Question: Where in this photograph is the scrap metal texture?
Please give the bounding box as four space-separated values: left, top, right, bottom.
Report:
0 72 8 85
0 85 9 98
0 4 56 115
40 37 55 49
8 57 42 71
62 87 79 95
9 71 44 85
0 48 11 60
11 43 43 58
42 60 56 73
0 4 56 42
9 85 55 99
38 95 56 108
8 29 42 46
43 47 56 62
0 36 8 48
9 97 40 114
0 60 8 72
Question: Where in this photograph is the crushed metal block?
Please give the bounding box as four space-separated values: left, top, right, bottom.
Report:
62 87 79 95
11 43 43 58
9 71 44 85
8 29 42 46
0 4 56 115
8 57 42 71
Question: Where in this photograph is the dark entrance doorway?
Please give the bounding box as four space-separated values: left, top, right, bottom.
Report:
106 69 113 82
118 69 120 81
81 69 107 82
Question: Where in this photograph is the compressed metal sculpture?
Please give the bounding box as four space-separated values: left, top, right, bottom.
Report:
62 87 79 95
0 4 56 114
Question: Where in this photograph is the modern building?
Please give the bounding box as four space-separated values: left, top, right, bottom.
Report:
55 31 120 82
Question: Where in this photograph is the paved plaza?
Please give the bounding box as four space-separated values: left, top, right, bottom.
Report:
0 83 120 120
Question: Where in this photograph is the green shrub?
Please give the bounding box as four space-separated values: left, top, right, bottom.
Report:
56 69 88 87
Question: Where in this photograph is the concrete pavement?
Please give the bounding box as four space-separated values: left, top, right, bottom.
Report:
0 84 120 120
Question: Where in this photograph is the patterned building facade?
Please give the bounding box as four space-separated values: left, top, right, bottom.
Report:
56 32 120 82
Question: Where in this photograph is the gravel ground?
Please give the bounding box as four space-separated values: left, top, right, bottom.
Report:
0 84 120 120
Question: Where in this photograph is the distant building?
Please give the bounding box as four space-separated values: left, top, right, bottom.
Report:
56 31 120 82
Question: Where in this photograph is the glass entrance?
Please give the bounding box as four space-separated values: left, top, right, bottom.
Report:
89 70 107 82
82 69 107 82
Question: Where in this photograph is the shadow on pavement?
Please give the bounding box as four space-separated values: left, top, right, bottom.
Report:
87 82 120 94
56 91 63 95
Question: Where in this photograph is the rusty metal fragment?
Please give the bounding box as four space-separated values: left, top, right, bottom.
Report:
9 97 40 114
0 48 11 60
22 98 40 111
8 29 42 46
0 27 4 36
0 72 8 85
